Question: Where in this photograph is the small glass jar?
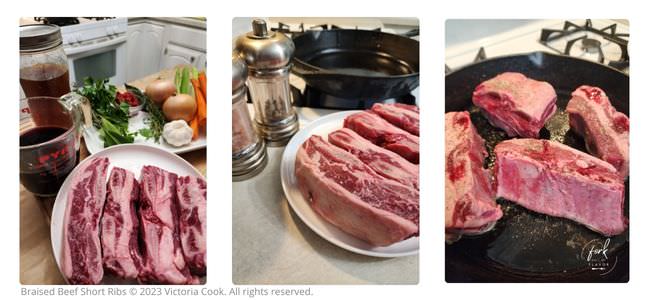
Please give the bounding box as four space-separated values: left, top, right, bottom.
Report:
20 24 71 98
232 53 267 181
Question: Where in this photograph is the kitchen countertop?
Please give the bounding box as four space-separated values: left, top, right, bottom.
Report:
19 68 206 284
232 107 418 285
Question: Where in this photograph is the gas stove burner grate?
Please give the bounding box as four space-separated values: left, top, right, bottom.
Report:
539 19 629 71
81 17 115 21
271 22 382 37
34 17 79 26
33 17 116 27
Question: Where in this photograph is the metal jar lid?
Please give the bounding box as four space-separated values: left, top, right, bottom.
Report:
20 24 63 53
234 19 295 70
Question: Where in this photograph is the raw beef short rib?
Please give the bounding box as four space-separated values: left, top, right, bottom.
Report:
445 112 502 238
495 139 626 236
566 85 629 178
472 72 557 138
329 128 419 190
295 135 419 246
101 167 144 280
139 165 197 284
61 157 110 284
371 103 420 136
176 175 207 276
344 111 420 164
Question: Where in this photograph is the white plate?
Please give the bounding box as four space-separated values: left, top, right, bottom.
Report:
83 110 207 155
280 111 419 258
51 144 205 284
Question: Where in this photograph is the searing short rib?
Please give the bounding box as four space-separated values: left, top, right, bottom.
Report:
495 139 626 236
295 135 419 246
472 72 557 138
566 85 629 178
445 112 502 238
61 157 110 284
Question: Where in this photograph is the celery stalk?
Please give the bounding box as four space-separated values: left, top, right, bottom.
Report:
180 67 190 94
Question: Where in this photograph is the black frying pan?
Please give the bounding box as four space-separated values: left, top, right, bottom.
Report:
445 52 629 282
292 29 419 100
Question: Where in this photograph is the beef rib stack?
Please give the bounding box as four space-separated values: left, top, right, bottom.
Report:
61 159 206 284
294 104 420 247
295 135 419 247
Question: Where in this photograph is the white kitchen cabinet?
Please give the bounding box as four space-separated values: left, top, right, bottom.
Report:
126 22 165 81
159 44 205 70
160 25 207 71
127 18 206 81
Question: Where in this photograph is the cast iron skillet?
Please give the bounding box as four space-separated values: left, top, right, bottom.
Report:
292 29 419 100
445 52 629 282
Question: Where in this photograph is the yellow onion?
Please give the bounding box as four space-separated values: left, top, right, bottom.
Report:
145 79 176 105
162 94 196 122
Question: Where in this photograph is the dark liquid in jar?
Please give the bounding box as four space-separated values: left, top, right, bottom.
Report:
20 126 77 196
20 63 71 98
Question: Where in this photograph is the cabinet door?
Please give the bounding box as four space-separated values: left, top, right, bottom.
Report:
167 25 207 52
160 43 205 70
126 22 165 81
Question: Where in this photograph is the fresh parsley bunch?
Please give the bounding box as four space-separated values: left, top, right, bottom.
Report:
75 78 134 147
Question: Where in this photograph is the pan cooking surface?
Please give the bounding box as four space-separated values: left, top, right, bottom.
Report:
292 29 420 100
304 49 415 76
445 52 629 282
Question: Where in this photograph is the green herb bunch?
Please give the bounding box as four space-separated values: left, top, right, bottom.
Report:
75 78 134 147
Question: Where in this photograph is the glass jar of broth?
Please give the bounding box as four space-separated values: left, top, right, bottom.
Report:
20 24 71 98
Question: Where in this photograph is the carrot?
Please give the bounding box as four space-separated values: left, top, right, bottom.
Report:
191 78 207 128
190 114 199 140
198 72 207 98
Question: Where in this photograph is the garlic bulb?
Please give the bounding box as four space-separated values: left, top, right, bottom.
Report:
162 120 193 147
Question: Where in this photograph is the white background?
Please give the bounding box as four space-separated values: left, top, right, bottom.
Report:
2 0 649 299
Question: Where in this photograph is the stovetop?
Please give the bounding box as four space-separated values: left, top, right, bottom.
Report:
539 20 628 70
32 17 115 27
445 19 629 74
21 17 116 27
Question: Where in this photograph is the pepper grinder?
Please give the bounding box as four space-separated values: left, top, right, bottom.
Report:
232 53 268 181
235 19 299 146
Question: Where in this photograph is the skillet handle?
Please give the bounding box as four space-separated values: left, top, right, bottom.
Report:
402 28 419 38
